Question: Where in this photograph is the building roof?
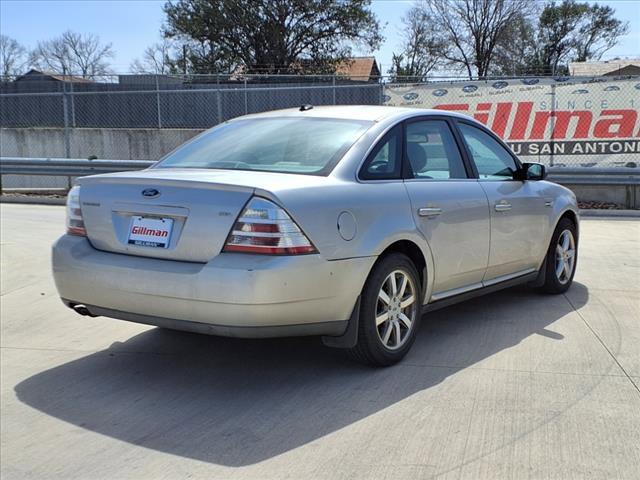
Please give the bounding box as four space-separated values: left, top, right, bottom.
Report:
569 59 640 77
335 57 380 81
15 69 94 83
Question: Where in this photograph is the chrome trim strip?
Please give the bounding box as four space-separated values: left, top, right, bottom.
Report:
482 268 537 287
430 268 537 301
430 282 484 301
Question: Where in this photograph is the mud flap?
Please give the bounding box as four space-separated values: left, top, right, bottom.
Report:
321 296 360 349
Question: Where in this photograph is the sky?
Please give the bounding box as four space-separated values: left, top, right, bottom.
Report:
1 0 639 75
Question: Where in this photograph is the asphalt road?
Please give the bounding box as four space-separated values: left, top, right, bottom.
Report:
1 204 639 480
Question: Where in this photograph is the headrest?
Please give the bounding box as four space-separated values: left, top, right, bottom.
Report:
407 143 427 173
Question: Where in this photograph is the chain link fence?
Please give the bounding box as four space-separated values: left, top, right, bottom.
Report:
1 73 639 184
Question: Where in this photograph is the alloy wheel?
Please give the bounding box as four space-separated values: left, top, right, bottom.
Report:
555 229 576 285
375 269 417 350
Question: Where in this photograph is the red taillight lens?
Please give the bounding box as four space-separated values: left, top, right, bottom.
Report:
223 197 317 255
66 186 86 236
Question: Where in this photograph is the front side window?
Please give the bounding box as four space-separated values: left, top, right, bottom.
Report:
458 123 518 180
405 120 467 179
156 117 372 176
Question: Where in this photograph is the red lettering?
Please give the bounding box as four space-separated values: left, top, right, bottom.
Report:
434 103 469 112
529 110 592 140
593 109 637 138
473 103 492 125
491 103 512 138
509 102 533 140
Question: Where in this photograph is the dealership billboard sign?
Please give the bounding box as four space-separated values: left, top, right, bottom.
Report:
383 77 640 166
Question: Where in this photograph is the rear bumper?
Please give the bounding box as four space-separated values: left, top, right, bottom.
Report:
52 235 375 337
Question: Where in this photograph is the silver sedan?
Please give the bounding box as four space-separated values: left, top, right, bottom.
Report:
52 106 579 365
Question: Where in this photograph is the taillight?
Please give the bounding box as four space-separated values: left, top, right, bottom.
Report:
66 185 86 236
223 197 317 255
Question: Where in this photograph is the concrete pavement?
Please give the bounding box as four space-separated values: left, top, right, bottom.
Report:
1 204 639 479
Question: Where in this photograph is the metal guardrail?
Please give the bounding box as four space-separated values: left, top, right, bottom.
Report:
0 157 155 178
0 156 638 189
547 167 640 185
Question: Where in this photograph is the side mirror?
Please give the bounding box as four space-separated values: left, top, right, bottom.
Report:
515 162 547 181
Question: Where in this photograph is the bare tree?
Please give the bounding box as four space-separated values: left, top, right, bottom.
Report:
130 40 175 74
0 35 28 77
29 31 114 77
388 6 443 82
424 0 535 79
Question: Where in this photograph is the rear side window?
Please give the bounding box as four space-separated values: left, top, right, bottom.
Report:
359 125 402 180
405 120 467 179
458 123 518 180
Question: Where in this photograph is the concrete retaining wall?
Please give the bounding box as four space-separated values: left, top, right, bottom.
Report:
562 184 639 209
0 128 203 187
0 128 202 160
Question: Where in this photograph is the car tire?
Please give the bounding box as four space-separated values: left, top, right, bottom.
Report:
348 253 422 366
540 217 578 294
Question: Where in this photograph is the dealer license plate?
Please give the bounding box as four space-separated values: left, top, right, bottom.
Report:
127 216 173 248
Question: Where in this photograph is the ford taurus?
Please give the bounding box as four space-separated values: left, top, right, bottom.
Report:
52 106 579 366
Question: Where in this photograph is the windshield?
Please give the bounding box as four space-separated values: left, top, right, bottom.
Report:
155 117 373 175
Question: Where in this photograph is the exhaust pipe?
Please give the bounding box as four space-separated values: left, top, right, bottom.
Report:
72 304 98 317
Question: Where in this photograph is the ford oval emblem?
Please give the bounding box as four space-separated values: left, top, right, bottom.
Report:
432 89 448 97
492 81 508 89
462 85 477 93
604 85 620 91
521 78 539 85
635 83 640 90
382 94 391 102
142 188 160 198
571 89 588 94
403 92 419 101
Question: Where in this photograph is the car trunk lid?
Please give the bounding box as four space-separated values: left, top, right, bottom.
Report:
76 169 256 262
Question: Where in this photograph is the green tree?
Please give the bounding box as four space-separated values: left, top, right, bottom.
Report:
573 3 629 62
163 0 383 74
534 0 628 75
489 13 539 76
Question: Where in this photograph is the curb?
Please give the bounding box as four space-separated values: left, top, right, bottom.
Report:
0 196 66 206
579 209 640 218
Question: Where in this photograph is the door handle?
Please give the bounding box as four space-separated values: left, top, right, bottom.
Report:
544 198 554 207
494 201 512 212
418 207 442 217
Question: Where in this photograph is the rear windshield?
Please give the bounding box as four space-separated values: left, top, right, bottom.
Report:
155 117 373 175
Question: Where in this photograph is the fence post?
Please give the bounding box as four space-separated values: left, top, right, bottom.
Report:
379 79 384 105
216 74 222 124
69 80 76 128
61 79 71 159
332 75 336 105
550 83 556 167
155 74 162 129
244 78 248 114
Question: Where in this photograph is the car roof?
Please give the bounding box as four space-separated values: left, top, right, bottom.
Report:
232 105 473 123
